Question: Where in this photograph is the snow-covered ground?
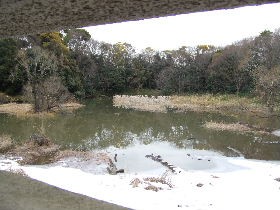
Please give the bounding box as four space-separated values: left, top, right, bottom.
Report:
1 149 280 210
272 129 280 137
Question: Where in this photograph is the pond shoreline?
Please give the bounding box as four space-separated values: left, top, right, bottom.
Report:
0 170 128 210
1 151 280 210
203 121 273 135
113 94 280 136
1 97 280 210
0 102 85 117
0 134 111 166
113 94 277 116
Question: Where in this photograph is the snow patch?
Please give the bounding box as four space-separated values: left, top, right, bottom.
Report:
1 154 280 210
272 129 280 137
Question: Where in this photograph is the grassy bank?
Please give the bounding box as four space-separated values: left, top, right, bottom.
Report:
113 95 170 112
0 102 84 117
0 135 14 153
0 134 110 166
203 121 271 135
169 94 271 114
114 94 274 116
0 92 85 117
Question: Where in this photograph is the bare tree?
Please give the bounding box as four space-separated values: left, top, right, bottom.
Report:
255 65 280 112
22 46 70 112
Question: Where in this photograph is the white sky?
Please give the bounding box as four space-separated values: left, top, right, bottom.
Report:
84 3 280 51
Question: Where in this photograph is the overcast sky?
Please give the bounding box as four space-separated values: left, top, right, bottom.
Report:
84 3 280 51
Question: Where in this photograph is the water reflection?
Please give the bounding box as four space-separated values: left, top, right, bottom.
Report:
0 99 279 160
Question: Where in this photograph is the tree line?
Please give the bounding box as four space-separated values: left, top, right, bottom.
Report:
0 29 279 112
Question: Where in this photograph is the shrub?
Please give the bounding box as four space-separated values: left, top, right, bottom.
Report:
0 135 14 153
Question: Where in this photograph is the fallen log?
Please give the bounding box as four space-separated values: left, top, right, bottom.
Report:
145 154 180 173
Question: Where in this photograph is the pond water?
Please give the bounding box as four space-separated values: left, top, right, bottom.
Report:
0 99 280 161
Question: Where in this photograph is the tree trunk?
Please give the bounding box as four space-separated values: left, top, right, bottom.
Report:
32 82 40 113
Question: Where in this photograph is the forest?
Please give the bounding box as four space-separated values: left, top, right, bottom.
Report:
0 29 280 112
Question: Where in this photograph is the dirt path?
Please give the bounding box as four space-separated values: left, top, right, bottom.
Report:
0 171 129 210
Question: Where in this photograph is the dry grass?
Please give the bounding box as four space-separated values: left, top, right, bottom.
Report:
0 102 84 117
144 184 163 192
11 140 60 165
0 135 14 153
130 171 173 192
113 94 268 115
2 133 110 166
12 141 109 165
204 121 252 133
203 121 269 135
113 95 170 112
170 94 267 114
143 176 173 188
57 150 110 164
51 102 85 113
130 178 143 188
0 103 33 116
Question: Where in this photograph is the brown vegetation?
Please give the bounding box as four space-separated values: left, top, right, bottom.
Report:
144 184 163 192
169 95 267 114
51 103 85 113
130 178 143 188
113 94 269 116
0 135 14 153
130 171 173 192
113 95 170 112
0 103 33 116
0 102 84 117
255 65 280 112
204 122 251 133
143 176 173 188
10 135 60 165
57 150 110 164
203 121 270 135
1 134 110 166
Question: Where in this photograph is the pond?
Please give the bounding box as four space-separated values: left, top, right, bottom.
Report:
0 99 280 162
